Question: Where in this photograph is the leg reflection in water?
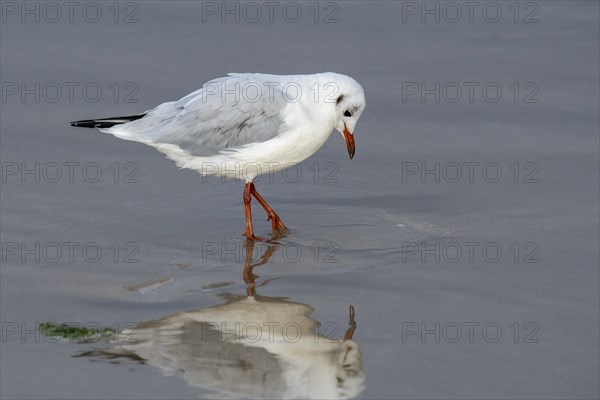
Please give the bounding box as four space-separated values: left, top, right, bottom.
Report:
79 239 364 399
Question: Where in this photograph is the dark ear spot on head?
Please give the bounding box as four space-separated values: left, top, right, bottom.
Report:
336 95 344 105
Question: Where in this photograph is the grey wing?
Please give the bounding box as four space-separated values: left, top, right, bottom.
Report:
117 75 288 158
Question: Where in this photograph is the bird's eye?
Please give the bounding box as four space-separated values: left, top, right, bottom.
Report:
344 110 353 117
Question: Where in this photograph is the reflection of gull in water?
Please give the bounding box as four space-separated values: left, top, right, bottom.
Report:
82 241 364 399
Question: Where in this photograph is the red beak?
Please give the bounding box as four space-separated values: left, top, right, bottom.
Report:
343 123 355 159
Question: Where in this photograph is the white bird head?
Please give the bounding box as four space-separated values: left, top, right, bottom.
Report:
330 74 366 159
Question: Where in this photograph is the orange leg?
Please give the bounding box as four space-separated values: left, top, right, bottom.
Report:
243 182 262 241
248 183 287 237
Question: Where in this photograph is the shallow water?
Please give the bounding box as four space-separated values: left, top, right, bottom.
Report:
1 2 599 399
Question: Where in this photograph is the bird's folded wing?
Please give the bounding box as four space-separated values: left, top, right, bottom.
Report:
106 74 288 158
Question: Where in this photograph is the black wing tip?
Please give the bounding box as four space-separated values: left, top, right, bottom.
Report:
70 120 99 128
69 114 146 129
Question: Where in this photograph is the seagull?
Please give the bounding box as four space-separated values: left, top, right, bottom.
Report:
70 72 366 240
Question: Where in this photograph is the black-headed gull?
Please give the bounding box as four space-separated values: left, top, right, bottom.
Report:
71 72 366 240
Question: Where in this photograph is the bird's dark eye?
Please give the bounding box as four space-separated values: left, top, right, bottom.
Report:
344 110 353 117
